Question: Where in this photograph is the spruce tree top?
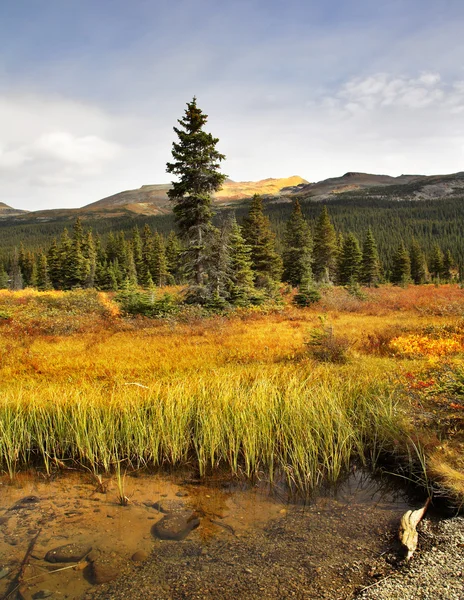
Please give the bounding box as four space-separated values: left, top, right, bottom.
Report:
166 97 227 201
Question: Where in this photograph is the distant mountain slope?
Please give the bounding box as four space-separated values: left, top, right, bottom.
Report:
298 171 464 201
0 202 29 218
82 176 309 216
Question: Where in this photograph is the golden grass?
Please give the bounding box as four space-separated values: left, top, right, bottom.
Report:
0 285 463 500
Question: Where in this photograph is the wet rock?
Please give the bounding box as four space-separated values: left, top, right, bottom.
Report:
32 590 53 599
152 511 200 541
131 550 148 562
152 499 185 513
10 496 41 510
176 491 189 498
45 543 92 563
90 561 120 584
0 567 10 579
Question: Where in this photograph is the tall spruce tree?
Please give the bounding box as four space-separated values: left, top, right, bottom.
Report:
36 253 51 290
165 231 182 284
242 194 283 289
312 206 337 282
361 228 380 286
282 199 312 287
442 249 454 281
227 216 256 306
151 232 169 287
337 232 362 285
391 241 411 285
166 97 226 295
429 243 444 280
409 238 427 285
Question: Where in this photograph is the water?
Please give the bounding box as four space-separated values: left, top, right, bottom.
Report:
0 469 419 600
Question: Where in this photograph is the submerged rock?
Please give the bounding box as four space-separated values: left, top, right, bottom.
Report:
90 561 120 584
45 543 92 563
152 499 185 513
131 550 148 562
152 511 200 541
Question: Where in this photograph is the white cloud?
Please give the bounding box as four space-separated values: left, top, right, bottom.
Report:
34 132 119 168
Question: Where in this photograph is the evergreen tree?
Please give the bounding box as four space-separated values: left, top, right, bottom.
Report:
131 227 144 284
391 241 411 285
125 243 138 287
242 194 283 288
337 232 362 285
82 231 96 288
429 243 444 281
166 97 226 293
361 228 381 286
227 216 256 306
442 249 454 281
282 199 312 287
151 232 169 287
36 253 51 290
47 240 61 289
9 248 23 290
409 238 427 285
165 231 182 284
312 206 337 282
139 224 154 287
204 224 231 308
0 266 8 289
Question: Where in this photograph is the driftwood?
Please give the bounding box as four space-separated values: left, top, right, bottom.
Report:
399 497 431 560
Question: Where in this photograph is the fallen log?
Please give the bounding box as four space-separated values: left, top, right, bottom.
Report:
399 497 431 560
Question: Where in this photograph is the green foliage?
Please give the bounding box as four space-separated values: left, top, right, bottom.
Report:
337 231 362 285
391 241 411 286
304 316 350 363
227 216 256 307
361 228 381 286
242 195 283 286
409 238 427 285
282 199 312 286
166 97 226 289
293 277 321 307
115 287 179 318
312 206 338 282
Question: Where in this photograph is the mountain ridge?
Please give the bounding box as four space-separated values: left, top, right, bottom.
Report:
2 171 464 222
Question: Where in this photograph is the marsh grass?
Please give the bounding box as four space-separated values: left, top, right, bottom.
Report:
1 287 463 497
0 367 408 491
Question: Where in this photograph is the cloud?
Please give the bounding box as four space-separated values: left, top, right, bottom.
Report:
34 132 119 168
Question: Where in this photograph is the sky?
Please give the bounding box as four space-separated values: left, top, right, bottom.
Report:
1 0 464 211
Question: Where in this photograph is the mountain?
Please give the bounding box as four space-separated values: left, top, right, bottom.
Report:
2 171 464 224
297 171 464 201
0 202 29 218
81 175 308 216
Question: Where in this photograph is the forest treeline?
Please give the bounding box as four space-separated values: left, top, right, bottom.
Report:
1 198 460 305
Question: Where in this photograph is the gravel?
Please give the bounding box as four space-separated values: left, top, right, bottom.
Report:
358 516 464 600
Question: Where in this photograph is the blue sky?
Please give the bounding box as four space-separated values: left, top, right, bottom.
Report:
1 0 464 210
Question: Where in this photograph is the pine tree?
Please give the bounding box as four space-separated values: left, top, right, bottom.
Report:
165 231 182 284
282 199 312 287
139 225 154 287
361 228 380 286
337 232 362 285
391 241 411 285
82 231 96 288
409 238 427 285
166 97 226 294
36 253 51 290
429 244 444 281
9 248 23 290
312 206 337 282
131 227 144 285
0 266 8 289
242 194 283 289
442 249 454 281
227 216 256 306
151 232 169 287
47 240 61 289
204 224 232 308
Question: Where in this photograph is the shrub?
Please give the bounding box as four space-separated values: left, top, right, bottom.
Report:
115 288 180 318
304 316 350 363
